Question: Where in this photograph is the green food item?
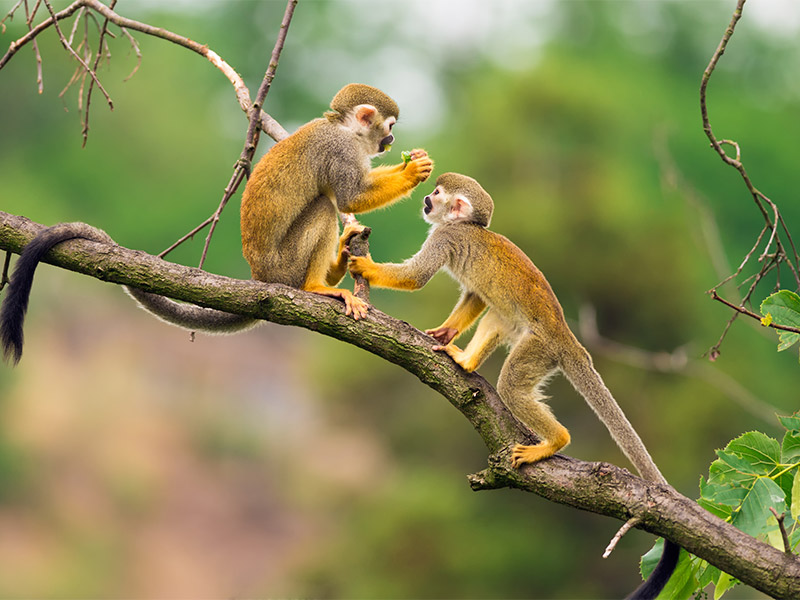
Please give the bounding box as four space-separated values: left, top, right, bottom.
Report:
401 150 412 165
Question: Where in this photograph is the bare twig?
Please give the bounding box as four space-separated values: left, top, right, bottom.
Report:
196 0 297 268
769 507 792 554
82 0 117 147
604 517 640 559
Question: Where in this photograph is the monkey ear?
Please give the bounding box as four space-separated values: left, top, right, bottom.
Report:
448 195 474 222
354 104 378 127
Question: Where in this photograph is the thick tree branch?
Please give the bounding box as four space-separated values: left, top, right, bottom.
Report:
1 210 799 598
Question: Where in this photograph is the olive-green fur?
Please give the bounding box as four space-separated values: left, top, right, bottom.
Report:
327 83 399 122
436 172 493 227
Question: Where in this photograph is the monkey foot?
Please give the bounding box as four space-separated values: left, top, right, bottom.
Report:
307 286 370 320
510 443 558 468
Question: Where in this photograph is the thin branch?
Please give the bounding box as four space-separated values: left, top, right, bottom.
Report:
1 210 799 599
82 0 117 147
710 290 800 335
196 0 297 268
770 508 792 554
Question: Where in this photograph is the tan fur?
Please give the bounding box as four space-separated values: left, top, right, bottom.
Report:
350 172 665 483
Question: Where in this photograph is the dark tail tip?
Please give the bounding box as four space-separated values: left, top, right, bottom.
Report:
626 539 680 600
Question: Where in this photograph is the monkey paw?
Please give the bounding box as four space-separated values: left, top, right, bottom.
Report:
341 223 367 242
425 326 458 346
347 255 374 278
510 443 556 469
404 149 434 183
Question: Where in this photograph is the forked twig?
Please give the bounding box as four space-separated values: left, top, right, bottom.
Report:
700 0 800 356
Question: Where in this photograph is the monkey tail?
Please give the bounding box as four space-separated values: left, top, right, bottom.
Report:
124 287 259 334
558 341 665 484
559 337 678 600
626 539 681 600
1 223 113 365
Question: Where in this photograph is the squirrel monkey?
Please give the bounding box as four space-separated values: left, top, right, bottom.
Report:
349 172 679 600
0 84 433 363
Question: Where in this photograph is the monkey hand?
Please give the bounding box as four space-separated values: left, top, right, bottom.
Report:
402 148 433 183
340 223 367 246
347 254 377 280
425 326 458 346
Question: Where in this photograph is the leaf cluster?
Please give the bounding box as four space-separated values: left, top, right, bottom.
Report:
642 413 800 599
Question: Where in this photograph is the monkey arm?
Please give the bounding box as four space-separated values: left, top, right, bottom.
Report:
349 232 448 291
337 151 433 214
426 291 486 345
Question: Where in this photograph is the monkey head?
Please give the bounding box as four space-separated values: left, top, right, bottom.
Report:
326 83 400 156
423 172 494 228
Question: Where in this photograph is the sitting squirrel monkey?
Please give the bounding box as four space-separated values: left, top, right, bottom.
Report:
0 84 433 363
349 172 679 600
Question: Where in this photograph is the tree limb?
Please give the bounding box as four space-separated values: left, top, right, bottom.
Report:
1 210 799 598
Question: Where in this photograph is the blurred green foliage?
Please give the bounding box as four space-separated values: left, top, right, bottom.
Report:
1 1 799 598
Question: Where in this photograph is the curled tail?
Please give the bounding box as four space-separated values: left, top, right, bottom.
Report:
1 223 112 364
1 222 258 364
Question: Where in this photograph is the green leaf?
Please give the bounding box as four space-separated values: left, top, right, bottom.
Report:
782 431 800 464
714 570 735 600
760 290 800 353
778 413 800 434
732 477 786 537
724 432 781 476
792 470 800 522
716 449 760 474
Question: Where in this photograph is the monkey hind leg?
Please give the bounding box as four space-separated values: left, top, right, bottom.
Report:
498 335 570 468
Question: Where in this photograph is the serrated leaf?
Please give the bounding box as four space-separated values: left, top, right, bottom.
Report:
732 477 786 537
778 413 800 434
776 330 800 352
724 432 781 476
792 470 800 522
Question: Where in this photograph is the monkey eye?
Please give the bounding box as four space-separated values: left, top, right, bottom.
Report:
433 188 440 195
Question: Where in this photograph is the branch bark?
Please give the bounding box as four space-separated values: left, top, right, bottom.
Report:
1 210 799 598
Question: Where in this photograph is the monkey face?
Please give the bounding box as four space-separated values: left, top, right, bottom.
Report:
422 186 449 224
377 116 396 153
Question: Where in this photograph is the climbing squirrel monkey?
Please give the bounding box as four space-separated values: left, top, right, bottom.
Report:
349 172 664 478
349 172 677 600
0 84 433 363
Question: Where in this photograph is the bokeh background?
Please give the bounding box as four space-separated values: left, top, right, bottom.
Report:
1 1 799 598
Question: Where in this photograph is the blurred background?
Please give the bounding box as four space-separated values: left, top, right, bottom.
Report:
1 0 799 597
